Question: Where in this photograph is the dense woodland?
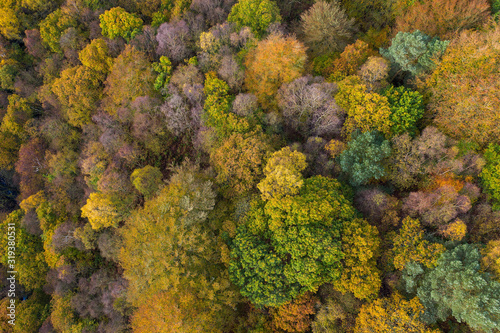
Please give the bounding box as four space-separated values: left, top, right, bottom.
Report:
0 0 500 331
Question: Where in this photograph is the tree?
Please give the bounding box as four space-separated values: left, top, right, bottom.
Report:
335 218 381 300
131 287 235 333
230 176 356 307
210 131 271 196
300 1 355 56
277 76 343 138
480 145 500 210
402 184 473 227
335 76 392 138
354 292 438 333
51 65 103 127
395 0 491 39
14 290 50 333
152 56 172 95
358 56 390 92
78 39 113 74
15 138 46 200
80 192 131 230
381 85 424 136
99 7 143 41
156 20 195 63
325 40 375 82
39 9 77 53
245 34 307 110
391 216 445 271
339 131 391 186
1 94 32 137
413 244 500 331
424 26 500 146
380 30 449 77
0 7 21 40
203 72 251 140
130 165 163 199
0 210 48 290
228 0 281 37
0 130 21 170
103 45 156 115
269 292 318 333
482 240 500 281
119 164 237 310
257 147 307 201
438 219 467 241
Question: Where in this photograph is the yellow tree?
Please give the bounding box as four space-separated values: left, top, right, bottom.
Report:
210 131 272 197
257 146 307 201
245 34 307 110
391 216 445 270
335 218 381 300
78 39 113 74
355 292 440 333
335 76 392 138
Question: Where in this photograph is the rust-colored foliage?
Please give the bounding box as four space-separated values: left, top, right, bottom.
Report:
15 138 47 200
395 0 491 38
326 40 376 82
270 292 318 333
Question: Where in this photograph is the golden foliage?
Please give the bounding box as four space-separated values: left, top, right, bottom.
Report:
335 76 392 138
391 216 445 270
355 293 440 333
245 34 307 110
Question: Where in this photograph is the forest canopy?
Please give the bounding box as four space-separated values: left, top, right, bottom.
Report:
0 0 499 332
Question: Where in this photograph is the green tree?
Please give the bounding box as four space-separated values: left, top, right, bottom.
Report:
380 30 449 76
0 210 48 290
14 290 50 333
339 131 391 186
414 244 500 331
230 176 356 307
257 146 307 201
0 59 19 90
99 7 143 42
228 0 281 38
78 39 113 74
391 216 445 271
0 94 32 137
130 165 163 199
152 56 172 96
382 85 424 136
481 144 500 210
300 1 355 55
39 9 77 53
203 72 251 140
119 164 237 310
